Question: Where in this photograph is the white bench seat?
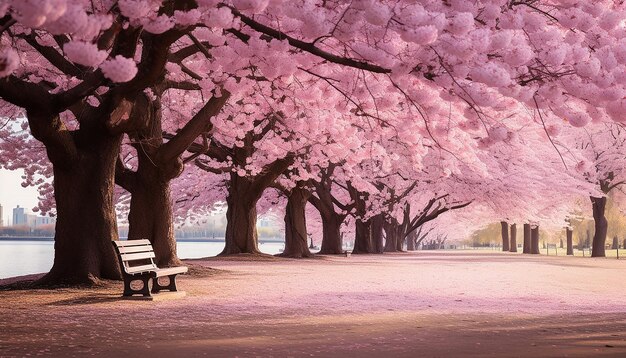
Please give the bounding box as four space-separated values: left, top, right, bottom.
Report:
112 240 187 297
154 266 188 277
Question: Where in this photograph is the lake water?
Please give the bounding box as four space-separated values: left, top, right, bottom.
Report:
0 240 285 279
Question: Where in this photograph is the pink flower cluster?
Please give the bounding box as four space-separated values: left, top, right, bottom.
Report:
0 47 19 77
99 55 138 83
63 41 108 67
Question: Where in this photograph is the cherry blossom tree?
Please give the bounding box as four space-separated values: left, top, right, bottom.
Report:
558 123 626 256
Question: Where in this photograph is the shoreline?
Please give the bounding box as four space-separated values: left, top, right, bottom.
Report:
0 237 285 243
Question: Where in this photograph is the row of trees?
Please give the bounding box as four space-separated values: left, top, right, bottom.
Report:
0 1 625 285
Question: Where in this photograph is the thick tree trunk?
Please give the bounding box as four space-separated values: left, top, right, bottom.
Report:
39 135 122 285
406 231 417 251
396 228 405 251
590 196 607 257
221 174 261 255
384 221 398 252
352 219 373 254
127 165 181 266
318 213 344 254
124 95 182 267
371 214 384 254
500 221 510 251
509 223 517 253
310 170 346 255
530 225 540 254
279 186 313 258
523 223 531 254
566 228 574 255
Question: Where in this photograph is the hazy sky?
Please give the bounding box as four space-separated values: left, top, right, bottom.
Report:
0 169 39 225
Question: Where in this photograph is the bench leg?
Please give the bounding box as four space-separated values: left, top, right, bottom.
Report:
123 275 152 297
151 274 179 294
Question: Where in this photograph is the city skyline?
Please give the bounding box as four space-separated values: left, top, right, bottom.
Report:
0 169 44 226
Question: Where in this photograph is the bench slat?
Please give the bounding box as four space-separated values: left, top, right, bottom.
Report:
153 266 188 277
117 245 153 254
114 239 151 247
120 252 155 262
126 264 157 274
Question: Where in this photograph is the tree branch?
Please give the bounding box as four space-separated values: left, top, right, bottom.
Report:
157 89 230 163
226 5 391 74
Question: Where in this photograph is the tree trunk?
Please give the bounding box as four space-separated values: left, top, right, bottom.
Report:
396 227 405 251
371 214 384 254
623 238 626 250
591 196 607 257
500 221 510 251
384 220 398 252
612 236 619 250
530 225 540 254
279 186 312 258
509 223 517 252
38 135 122 285
123 94 182 267
352 219 373 254
406 231 417 251
127 163 181 266
559 238 564 249
220 174 261 255
318 212 344 254
310 170 346 255
566 228 574 255
523 223 531 254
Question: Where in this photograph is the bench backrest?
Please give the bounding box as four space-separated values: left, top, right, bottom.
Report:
112 239 157 275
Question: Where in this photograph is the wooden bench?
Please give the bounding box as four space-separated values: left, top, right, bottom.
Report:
112 239 188 297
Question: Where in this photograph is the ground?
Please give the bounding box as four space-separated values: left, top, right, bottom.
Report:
1 251 626 357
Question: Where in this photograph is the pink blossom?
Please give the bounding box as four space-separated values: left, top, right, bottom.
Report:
11 0 54 27
448 12 474 36
118 0 151 20
567 111 592 127
606 100 626 122
232 0 269 13
44 5 88 35
364 4 390 26
143 88 157 101
401 25 438 45
142 15 175 34
574 57 601 78
203 7 233 28
99 55 138 83
63 41 108 67
0 47 19 77
470 63 511 87
174 9 201 27
504 45 534 66
488 126 508 142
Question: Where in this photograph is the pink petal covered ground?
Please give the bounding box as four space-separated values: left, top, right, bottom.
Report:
1 251 625 357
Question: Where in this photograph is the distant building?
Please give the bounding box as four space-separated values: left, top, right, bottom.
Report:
11 205 56 228
258 217 273 228
35 216 55 226
12 206 25 226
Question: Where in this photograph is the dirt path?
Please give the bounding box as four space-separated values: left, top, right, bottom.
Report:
1 251 625 357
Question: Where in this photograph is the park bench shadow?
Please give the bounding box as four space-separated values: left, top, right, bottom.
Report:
49 293 123 306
